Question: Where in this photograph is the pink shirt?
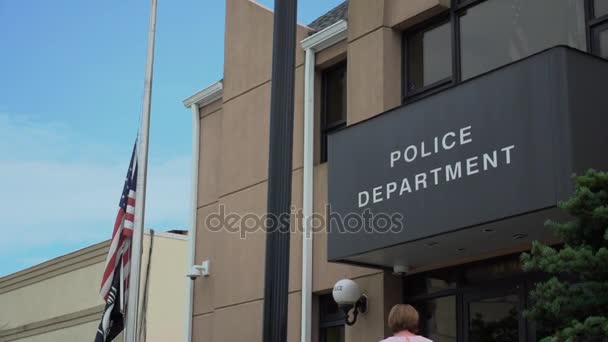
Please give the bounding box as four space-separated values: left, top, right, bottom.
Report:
380 331 433 342
380 337 433 342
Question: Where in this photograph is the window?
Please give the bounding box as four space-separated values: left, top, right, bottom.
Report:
594 0 608 18
459 0 586 80
319 294 345 342
405 18 452 94
321 62 347 163
590 0 608 58
597 25 608 58
404 0 590 100
406 268 458 297
415 296 457 342
467 293 520 341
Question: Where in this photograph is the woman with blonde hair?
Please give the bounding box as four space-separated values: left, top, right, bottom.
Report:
380 304 432 342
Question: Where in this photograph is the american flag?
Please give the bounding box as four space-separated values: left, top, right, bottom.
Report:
96 143 137 341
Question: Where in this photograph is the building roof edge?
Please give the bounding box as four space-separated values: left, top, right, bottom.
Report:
182 80 223 108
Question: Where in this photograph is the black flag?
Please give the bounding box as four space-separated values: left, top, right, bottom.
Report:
95 263 124 342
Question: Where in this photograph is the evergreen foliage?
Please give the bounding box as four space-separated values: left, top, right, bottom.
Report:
522 170 608 341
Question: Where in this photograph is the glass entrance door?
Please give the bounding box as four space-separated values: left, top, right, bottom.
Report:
463 283 525 342
404 255 539 341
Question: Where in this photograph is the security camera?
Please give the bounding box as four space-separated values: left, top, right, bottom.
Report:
332 279 367 325
186 265 203 280
186 260 210 280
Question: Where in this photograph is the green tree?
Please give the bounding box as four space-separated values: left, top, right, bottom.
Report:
521 169 608 341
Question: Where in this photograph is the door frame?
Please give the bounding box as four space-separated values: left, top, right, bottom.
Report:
404 269 542 342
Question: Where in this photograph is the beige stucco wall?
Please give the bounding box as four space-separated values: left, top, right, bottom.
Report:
0 260 105 329
190 0 460 341
9 321 100 342
0 232 187 342
141 234 188 342
385 0 450 29
192 1 313 340
348 0 449 41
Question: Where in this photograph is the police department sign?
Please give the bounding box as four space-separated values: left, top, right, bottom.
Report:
357 125 515 208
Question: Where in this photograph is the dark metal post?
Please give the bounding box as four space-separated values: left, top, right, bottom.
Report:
262 0 298 341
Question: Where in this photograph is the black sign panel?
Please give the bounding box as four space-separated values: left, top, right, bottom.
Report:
328 47 608 262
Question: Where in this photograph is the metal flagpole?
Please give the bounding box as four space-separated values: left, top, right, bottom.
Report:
126 0 157 340
262 0 298 341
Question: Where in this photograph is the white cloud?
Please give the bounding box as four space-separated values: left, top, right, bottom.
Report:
0 112 191 255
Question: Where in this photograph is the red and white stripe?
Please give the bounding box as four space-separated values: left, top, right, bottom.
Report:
100 190 136 301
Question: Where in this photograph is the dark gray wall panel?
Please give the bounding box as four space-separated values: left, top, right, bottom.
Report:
328 47 608 264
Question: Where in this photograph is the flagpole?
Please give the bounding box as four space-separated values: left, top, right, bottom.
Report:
126 0 157 340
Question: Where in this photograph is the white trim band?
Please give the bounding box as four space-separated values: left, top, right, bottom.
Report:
301 20 348 52
182 81 224 108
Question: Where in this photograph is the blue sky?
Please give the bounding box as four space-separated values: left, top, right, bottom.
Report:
0 0 343 276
